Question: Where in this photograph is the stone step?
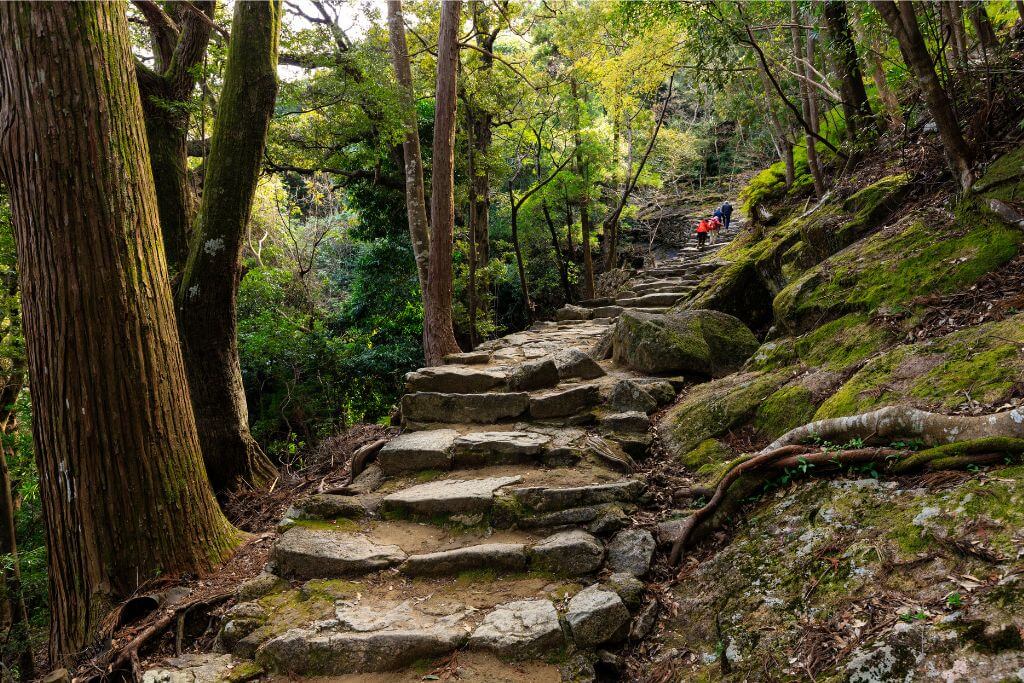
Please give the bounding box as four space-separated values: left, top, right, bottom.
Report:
401 391 530 424
271 527 406 579
630 281 696 295
404 366 506 393
615 292 689 307
381 475 523 518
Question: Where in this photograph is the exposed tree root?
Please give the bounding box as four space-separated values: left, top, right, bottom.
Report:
669 408 1024 567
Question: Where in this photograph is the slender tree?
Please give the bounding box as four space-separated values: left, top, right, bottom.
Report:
791 1 826 196
0 2 238 661
175 0 282 492
822 0 874 144
872 0 975 189
424 0 464 365
387 0 431 292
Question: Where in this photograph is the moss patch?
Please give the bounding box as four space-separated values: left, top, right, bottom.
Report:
755 384 817 439
679 438 735 470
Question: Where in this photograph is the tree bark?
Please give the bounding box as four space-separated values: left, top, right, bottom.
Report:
572 79 596 300
0 2 238 662
136 1 215 279
543 202 573 302
822 0 874 143
755 60 796 185
968 2 999 53
873 0 975 189
176 0 281 492
423 0 463 365
791 1 826 196
387 0 430 292
854 17 904 128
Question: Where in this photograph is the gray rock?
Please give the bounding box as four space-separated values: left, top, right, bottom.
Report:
529 384 601 419
634 379 677 405
443 350 492 365
377 429 458 474
606 529 655 577
508 358 560 391
578 297 616 308
452 431 550 467
590 329 614 360
291 493 373 520
401 543 527 576
616 292 689 307
598 411 649 434
382 475 522 516
528 530 604 576
607 432 653 459
510 480 644 513
271 528 406 579
515 504 606 530
607 380 657 414
401 392 530 423
552 348 607 380
236 571 286 601
611 310 758 376
469 599 564 658
256 627 467 674
348 464 383 494
629 600 659 641
142 655 238 683
589 506 629 536
219 602 267 654
590 305 624 319
566 584 631 647
605 573 645 613
556 304 592 321
405 366 506 393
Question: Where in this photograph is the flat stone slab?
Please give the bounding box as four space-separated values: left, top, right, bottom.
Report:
616 292 688 307
288 493 374 521
510 480 644 513
469 599 564 658
405 366 506 393
378 429 458 474
528 530 604 576
452 431 550 467
272 528 406 579
401 543 527 576
529 384 601 419
552 348 606 380
257 627 467 675
598 411 650 434
401 392 530 424
443 350 492 365
566 584 630 648
382 476 523 516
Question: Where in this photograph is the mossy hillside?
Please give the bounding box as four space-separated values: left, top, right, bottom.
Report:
659 369 798 455
815 313 1024 419
751 313 896 373
665 468 1024 680
773 202 1023 333
754 384 817 439
971 143 1024 199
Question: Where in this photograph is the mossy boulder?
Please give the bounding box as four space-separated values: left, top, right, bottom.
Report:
754 384 816 440
611 309 758 377
815 313 1024 419
678 438 735 470
773 200 1023 333
659 369 797 455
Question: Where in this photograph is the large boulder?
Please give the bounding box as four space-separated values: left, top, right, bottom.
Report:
611 310 758 376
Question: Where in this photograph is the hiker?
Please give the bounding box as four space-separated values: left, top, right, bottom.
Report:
721 201 733 230
709 215 722 245
696 218 709 250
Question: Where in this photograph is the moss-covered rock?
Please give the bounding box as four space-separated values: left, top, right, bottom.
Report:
815 313 1024 419
678 438 735 470
659 369 797 455
611 309 759 376
754 384 817 439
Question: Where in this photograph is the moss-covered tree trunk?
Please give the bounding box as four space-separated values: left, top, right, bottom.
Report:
176 0 281 492
0 2 238 662
423 0 463 366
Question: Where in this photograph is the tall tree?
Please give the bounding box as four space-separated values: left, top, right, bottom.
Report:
0 2 238 661
822 0 874 144
791 1 826 196
387 0 431 292
424 0 464 365
872 0 975 189
175 0 282 491
134 0 216 277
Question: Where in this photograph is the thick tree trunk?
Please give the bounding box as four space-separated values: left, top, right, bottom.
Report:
0 2 238 662
873 0 975 189
822 0 874 143
387 0 430 292
791 1 826 196
176 0 281 492
423 0 463 365
0 373 33 680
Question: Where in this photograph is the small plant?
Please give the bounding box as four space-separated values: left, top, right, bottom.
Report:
946 592 963 608
900 610 928 623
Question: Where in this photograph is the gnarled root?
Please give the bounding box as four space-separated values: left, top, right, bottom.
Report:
668 419 1024 567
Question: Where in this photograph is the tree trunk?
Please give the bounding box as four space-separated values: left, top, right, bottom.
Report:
0 372 33 680
423 0 463 365
755 60 796 186
1017 1 1024 23
791 1 826 196
136 1 215 279
949 1 969 67
387 0 430 292
855 17 904 128
873 0 975 189
176 0 281 492
509 199 532 321
968 2 999 53
822 0 874 143
572 80 596 300
0 2 238 662
543 202 573 302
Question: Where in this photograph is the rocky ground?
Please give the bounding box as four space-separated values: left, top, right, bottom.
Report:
141 226 744 682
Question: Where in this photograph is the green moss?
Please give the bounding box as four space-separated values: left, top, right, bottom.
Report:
754 385 816 439
293 518 361 532
679 438 735 469
794 313 894 371
222 661 264 682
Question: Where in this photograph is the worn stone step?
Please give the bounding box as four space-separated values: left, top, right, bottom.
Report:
442 350 492 365
404 366 507 393
505 479 645 513
615 292 689 307
379 429 562 474
468 599 564 659
271 528 407 579
401 542 528 576
401 391 530 424
529 383 602 419
381 475 523 518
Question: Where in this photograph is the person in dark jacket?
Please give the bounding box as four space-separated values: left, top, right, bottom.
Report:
720 201 733 230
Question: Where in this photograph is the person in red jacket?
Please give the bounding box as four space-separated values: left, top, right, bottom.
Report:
696 218 710 250
709 215 722 245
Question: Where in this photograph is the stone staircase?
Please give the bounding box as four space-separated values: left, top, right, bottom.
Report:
148 226 739 681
